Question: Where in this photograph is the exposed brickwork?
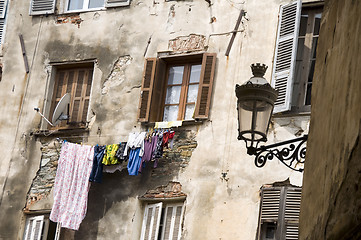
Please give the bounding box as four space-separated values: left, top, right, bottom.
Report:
141 182 186 199
150 129 197 177
168 34 206 53
56 15 83 28
25 140 61 210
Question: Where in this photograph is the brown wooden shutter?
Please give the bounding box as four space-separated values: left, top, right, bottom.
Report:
194 53 216 119
138 58 157 122
150 58 166 122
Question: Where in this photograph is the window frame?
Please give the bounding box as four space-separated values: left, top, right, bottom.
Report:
161 60 202 121
23 214 61 240
140 201 185 240
292 6 323 113
137 52 216 123
65 0 105 13
48 63 94 130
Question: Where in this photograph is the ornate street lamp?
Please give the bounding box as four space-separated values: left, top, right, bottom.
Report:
235 63 307 172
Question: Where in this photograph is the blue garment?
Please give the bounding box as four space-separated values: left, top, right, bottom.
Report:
89 145 106 183
127 148 142 176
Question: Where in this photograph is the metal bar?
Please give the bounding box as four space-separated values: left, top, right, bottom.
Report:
19 34 29 73
225 10 245 56
257 135 308 152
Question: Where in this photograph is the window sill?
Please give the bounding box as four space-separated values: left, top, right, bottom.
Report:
61 7 106 14
273 111 311 118
31 127 89 138
143 119 205 128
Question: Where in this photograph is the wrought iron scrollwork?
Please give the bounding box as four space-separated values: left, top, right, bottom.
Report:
248 135 308 172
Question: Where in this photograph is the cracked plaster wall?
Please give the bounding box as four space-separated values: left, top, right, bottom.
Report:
0 0 313 239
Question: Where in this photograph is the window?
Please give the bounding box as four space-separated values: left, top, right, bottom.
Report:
257 186 302 240
271 0 323 113
23 215 61 240
29 0 130 15
49 64 93 129
67 0 104 11
138 53 216 123
140 202 185 240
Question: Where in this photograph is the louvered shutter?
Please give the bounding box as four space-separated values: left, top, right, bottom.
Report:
105 0 130 8
29 0 56 16
260 188 281 223
140 202 163 240
138 58 157 122
271 0 301 113
0 0 7 46
23 215 45 240
54 222 61 240
194 53 216 119
284 187 301 240
161 203 184 240
0 0 7 18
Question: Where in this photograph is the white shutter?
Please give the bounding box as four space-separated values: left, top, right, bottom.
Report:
140 202 163 240
29 0 56 16
54 222 62 240
105 0 130 8
23 215 45 240
271 0 302 113
284 188 301 240
0 0 7 18
161 203 184 240
260 188 281 221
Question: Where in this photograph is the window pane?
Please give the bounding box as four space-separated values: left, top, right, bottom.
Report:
189 64 202 83
165 86 181 104
89 0 104 8
186 84 199 103
163 106 179 122
68 0 84 10
184 104 195 120
314 13 322 35
168 66 184 85
311 37 318 59
299 14 308 36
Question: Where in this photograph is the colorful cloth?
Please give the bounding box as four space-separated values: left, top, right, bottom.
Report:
124 132 146 157
114 143 128 163
139 135 158 173
127 148 142 176
102 144 120 165
50 142 94 230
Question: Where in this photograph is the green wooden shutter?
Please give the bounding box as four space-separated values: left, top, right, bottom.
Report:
140 202 163 240
105 0 130 8
194 53 216 119
29 0 56 15
271 0 301 113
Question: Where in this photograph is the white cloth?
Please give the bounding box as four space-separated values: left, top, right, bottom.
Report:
155 121 183 129
50 142 94 230
123 132 146 157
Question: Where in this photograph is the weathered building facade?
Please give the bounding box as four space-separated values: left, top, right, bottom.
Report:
0 0 321 239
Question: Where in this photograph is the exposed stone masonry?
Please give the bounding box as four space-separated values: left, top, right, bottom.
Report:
25 140 61 209
140 181 186 199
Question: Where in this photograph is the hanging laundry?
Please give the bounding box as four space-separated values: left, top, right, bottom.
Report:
139 135 158 173
50 142 94 230
89 145 106 183
153 132 163 159
102 144 120 165
103 162 126 173
114 142 128 163
124 132 146 175
162 130 175 149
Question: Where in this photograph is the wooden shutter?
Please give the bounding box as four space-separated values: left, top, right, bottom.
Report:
138 58 157 122
24 215 45 240
258 186 301 240
140 202 163 240
283 187 301 240
161 203 184 240
50 67 93 128
271 0 301 113
194 53 216 119
54 222 61 240
0 0 7 18
0 0 7 46
29 0 56 16
105 0 130 8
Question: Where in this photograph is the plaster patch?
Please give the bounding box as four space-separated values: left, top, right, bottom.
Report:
102 56 132 95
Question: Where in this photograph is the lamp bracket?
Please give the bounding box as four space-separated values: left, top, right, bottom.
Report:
247 135 308 172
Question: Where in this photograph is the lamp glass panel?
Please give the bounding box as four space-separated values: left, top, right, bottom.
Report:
254 101 273 137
